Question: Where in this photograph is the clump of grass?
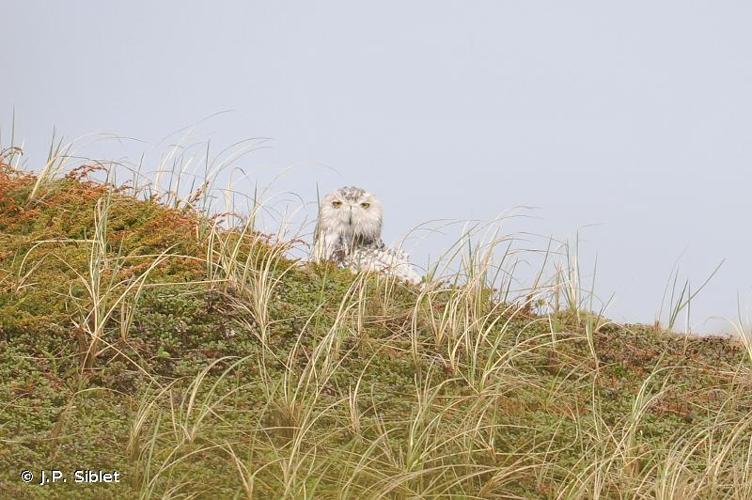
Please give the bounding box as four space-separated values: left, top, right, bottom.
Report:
657 258 725 333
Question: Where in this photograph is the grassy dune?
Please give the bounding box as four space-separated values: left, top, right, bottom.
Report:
1 154 752 499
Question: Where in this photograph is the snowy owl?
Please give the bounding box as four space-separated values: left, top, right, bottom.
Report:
312 186 422 284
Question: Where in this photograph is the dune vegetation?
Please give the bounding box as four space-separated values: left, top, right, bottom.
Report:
1 143 752 499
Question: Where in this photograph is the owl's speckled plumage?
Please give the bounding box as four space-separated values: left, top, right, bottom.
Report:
312 186 421 284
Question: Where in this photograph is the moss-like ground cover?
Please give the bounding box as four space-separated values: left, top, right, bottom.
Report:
1 161 751 499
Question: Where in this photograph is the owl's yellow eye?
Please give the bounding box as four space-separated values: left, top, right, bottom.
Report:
332 201 342 208
360 202 370 209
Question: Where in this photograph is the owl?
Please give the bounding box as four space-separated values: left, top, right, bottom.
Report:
312 186 422 284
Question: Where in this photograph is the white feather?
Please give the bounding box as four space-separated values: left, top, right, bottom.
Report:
346 245 422 284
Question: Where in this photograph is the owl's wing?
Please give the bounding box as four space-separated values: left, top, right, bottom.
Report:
346 245 422 284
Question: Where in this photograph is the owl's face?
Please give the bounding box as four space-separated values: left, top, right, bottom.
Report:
318 186 383 247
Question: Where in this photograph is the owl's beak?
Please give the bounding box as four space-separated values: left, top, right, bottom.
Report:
348 206 353 225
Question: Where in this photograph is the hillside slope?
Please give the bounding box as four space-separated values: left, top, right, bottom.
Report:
1 162 751 499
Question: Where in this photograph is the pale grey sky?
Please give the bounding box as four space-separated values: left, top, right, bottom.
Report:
3 1 751 332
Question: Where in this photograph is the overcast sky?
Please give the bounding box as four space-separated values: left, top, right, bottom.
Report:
2 1 751 333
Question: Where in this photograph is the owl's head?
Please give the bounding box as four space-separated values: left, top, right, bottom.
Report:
316 186 383 253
